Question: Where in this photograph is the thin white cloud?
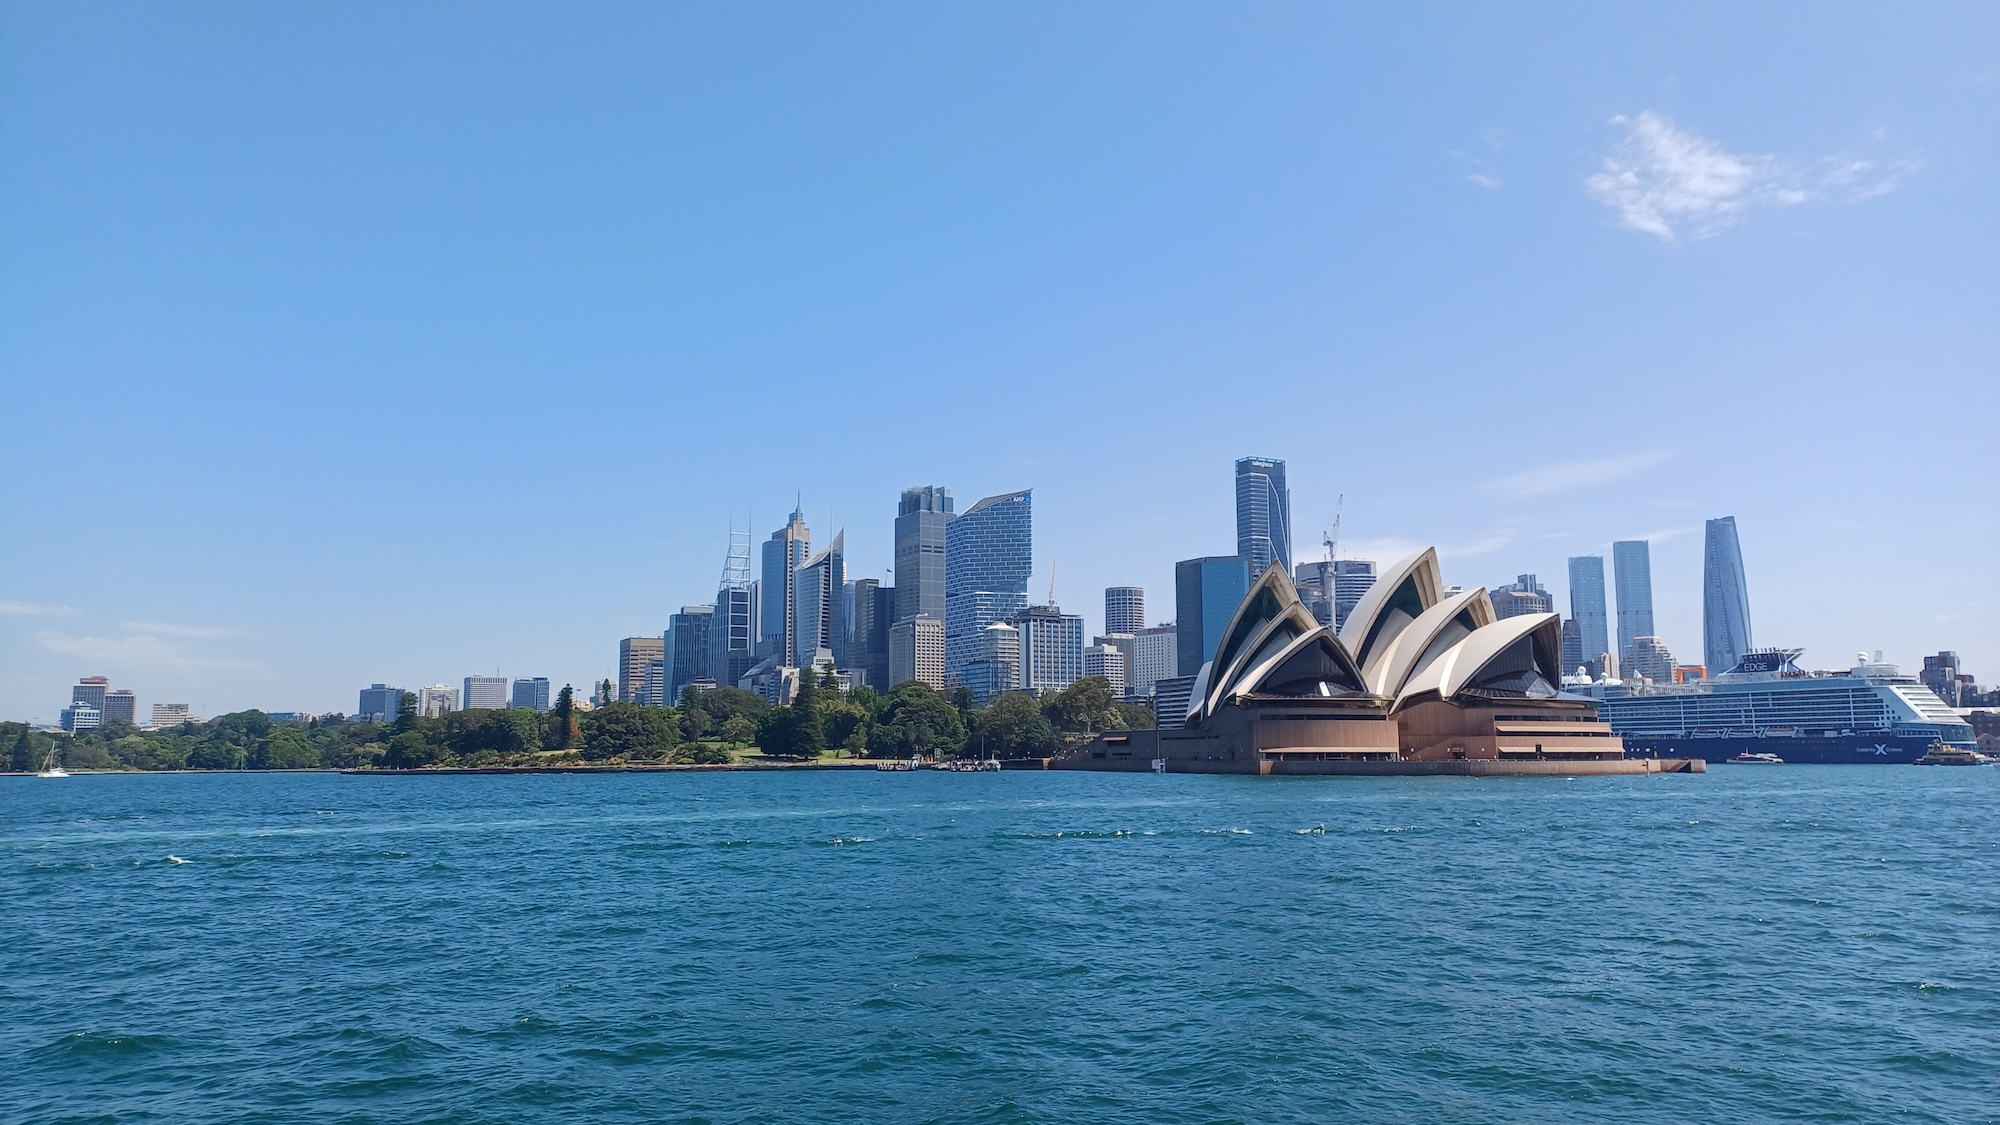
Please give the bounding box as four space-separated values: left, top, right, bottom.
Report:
35 630 260 673
1481 450 1675 499
1585 112 1914 243
0 599 75 616
121 621 244 640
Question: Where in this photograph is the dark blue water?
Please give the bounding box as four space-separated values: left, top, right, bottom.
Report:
5 769 1997 1124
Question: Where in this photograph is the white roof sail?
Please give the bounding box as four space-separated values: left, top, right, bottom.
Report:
1363 587 1495 698
1393 612 1563 710
1338 549 1443 679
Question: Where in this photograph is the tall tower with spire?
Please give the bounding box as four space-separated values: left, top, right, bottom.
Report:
759 503 811 664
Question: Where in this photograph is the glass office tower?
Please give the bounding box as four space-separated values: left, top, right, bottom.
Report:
1566 554 1610 665
894 486 953 626
1612 539 1654 663
1174 555 1252 677
1234 457 1291 577
1703 516 1753 673
944 490 1033 681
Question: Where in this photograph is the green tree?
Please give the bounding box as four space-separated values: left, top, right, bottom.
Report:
7 725 31 773
548 684 577 749
865 682 966 758
582 702 678 760
972 692 1059 758
758 676 826 758
1043 677 1123 737
1116 702 1157 731
719 715 757 746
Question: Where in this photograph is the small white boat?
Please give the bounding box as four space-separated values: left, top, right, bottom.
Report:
1727 752 1786 765
36 747 69 778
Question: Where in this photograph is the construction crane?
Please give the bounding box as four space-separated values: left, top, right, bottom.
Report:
1323 494 1344 567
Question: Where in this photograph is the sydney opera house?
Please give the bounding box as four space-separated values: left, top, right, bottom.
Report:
1065 549 1699 775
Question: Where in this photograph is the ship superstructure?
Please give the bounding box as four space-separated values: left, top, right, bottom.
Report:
1587 648 1974 764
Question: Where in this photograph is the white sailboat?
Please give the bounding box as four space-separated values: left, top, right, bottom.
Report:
36 746 69 779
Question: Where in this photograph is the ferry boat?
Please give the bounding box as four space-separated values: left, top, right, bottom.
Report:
1585 649 1976 765
1916 744 1993 766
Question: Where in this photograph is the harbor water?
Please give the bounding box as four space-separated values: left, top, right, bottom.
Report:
4 768 1997 1123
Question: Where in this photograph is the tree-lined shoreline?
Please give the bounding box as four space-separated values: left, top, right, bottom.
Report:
5 675 1151 774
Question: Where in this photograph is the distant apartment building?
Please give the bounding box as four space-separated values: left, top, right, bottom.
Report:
510 677 551 712
102 689 136 725
61 701 102 732
1491 574 1554 619
1083 643 1127 698
463 675 510 711
1175 556 1251 676
894 486 953 626
1624 636 1676 684
1235 456 1291 576
1332 560 1377 629
1012 604 1084 695
1922 652 1964 707
357 683 405 723
960 622 1020 704
1294 561 1335 626
945 489 1032 682
642 660 667 707
1095 634 1137 696
1561 618 1585 678
1104 587 1145 636
151 702 195 727
889 616 947 690
1152 675 1196 730
419 684 459 718
619 636 666 704
1128 625 1177 698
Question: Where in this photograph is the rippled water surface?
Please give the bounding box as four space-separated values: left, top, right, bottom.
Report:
4 768 1998 1123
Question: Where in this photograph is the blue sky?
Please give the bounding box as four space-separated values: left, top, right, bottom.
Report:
3 2 1995 722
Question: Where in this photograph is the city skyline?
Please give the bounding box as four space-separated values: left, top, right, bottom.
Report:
4 5 1995 721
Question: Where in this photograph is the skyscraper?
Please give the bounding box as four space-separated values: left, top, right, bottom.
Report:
71 676 109 712
1293 561 1335 626
1703 516 1753 674
510 677 551 711
1175 555 1251 676
848 579 895 692
1104 586 1145 636
1234 457 1291 576
794 532 846 672
1012 604 1085 695
945 489 1032 681
666 605 714 700
894 486 953 625
618 637 665 703
419 684 459 718
1566 555 1610 667
712 527 757 691
1560 618 1584 678
102 689 137 725
464 675 509 711
1625 636 1676 683
759 505 811 663
1613 540 1655 662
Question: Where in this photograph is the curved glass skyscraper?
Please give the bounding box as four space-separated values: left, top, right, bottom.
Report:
945 490 1032 681
1703 516 1753 674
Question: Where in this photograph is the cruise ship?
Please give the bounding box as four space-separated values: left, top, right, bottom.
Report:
1585 649 1975 764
